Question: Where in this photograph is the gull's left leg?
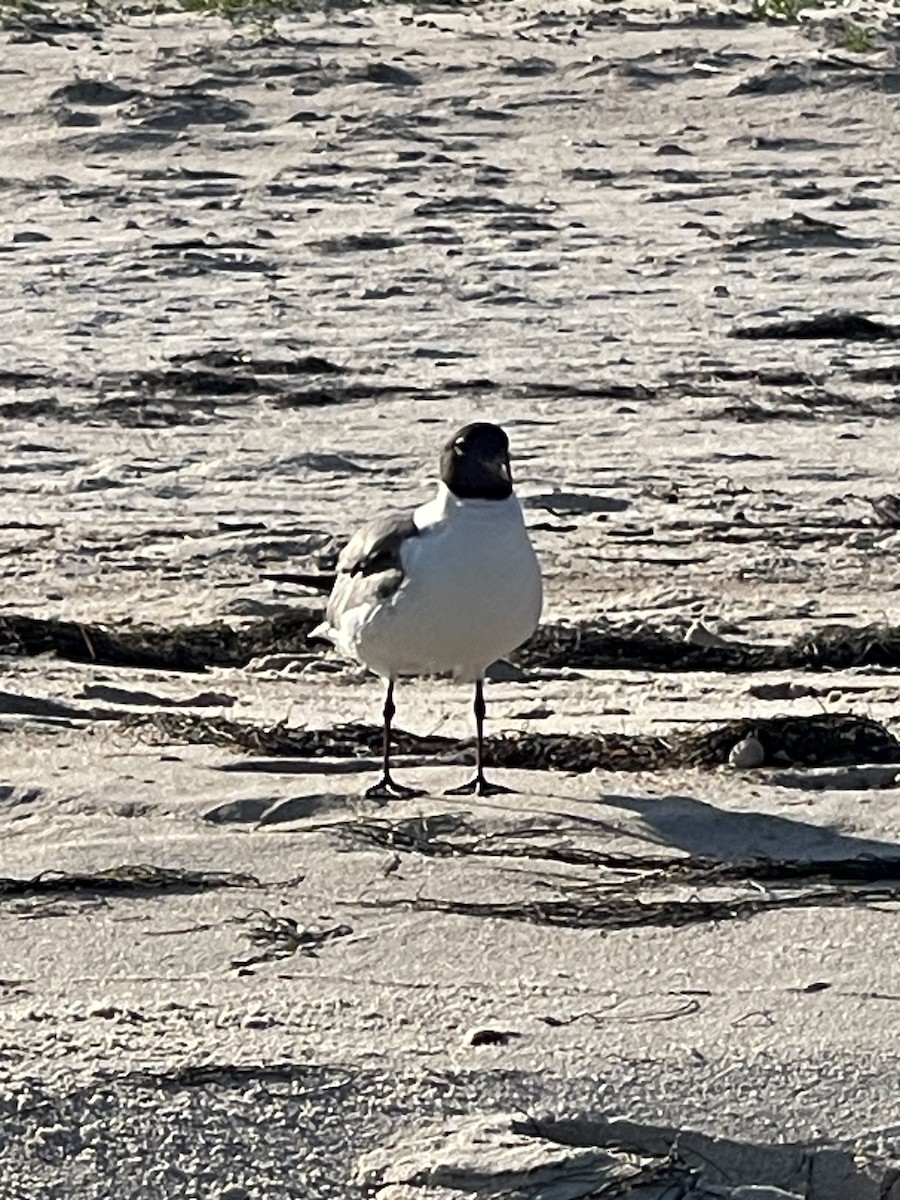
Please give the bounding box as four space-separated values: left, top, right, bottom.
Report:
445 678 514 797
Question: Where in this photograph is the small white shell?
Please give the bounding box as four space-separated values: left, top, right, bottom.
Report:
728 735 765 769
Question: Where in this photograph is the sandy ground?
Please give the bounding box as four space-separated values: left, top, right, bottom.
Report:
3 1 900 1196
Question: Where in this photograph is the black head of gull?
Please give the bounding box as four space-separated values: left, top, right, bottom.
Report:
440 422 512 502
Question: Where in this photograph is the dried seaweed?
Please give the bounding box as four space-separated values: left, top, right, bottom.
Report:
870 494 900 528
352 818 900 931
491 712 900 770
0 609 318 672
516 617 900 673
168 349 346 377
729 218 871 255
105 360 494 420
515 618 769 672
319 817 900 886
729 312 900 341
325 812 485 856
0 864 259 900
852 365 900 384
0 395 61 420
125 711 459 758
95 352 350 426
110 1063 358 1097
233 911 352 968
8 607 900 679
711 391 900 422
789 624 900 669
652 711 896 768
365 882 899 931
127 711 900 772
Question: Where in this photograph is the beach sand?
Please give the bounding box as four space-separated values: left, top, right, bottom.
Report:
2 1 900 1195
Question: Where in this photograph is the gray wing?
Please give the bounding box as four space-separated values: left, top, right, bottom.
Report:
326 511 419 625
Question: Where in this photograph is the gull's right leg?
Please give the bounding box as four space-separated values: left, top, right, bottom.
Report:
365 679 425 800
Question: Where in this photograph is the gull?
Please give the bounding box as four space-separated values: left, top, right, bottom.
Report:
314 422 542 799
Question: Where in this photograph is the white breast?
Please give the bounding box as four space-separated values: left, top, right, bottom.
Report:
346 485 542 681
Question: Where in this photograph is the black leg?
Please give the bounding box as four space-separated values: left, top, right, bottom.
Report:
445 679 514 797
365 680 424 800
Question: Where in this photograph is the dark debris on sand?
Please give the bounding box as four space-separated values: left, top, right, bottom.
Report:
365 881 900 932
125 712 459 758
0 609 319 672
517 618 900 673
351 832 900 933
317 816 900 886
233 912 352 969
729 311 900 341
7 609 900 680
711 390 900 423
127 711 900 772
517 620 772 671
97 351 350 426
869 494 900 528
12 345 663 428
94 352 495 425
0 864 258 901
493 712 900 771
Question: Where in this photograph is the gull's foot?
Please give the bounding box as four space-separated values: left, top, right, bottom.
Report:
365 775 426 801
444 775 515 798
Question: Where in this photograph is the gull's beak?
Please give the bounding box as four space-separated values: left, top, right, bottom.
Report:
497 455 512 484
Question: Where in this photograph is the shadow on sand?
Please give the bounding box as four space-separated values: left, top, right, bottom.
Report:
600 790 900 862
